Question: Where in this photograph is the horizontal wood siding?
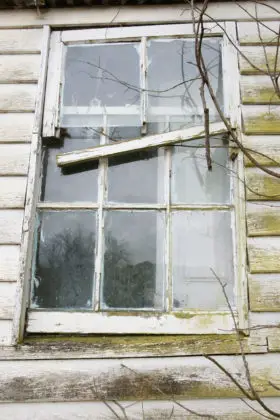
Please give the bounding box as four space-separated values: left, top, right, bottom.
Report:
247 203 280 236
0 321 13 345
0 283 16 319
0 145 30 176
248 237 280 273
239 46 280 75
245 168 280 201
0 246 20 282
0 210 23 244
0 354 279 401
1 398 280 419
249 274 280 311
242 105 280 134
0 177 27 208
0 114 34 143
238 21 280 46
0 85 36 112
243 136 280 167
0 55 40 83
0 29 42 54
241 75 280 105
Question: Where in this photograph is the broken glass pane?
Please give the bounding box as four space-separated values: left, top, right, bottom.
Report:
171 136 230 204
41 128 99 202
172 210 234 310
147 38 223 128
61 43 141 127
101 211 165 309
32 211 96 309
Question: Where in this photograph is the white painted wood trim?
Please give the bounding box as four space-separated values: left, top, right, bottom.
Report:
57 122 228 167
42 30 62 139
12 26 51 345
62 22 224 44
27 311 235 334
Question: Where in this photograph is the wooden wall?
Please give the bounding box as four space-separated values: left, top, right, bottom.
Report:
0 3 280 418
0 29 42 344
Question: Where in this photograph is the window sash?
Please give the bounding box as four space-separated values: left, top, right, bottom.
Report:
32 22 247 334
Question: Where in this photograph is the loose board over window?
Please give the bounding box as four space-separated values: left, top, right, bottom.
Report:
27 23 247 334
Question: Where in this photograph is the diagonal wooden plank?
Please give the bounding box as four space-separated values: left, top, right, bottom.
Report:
57 122 228 167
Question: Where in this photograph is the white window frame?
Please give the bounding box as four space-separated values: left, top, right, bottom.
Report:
26 22 248 335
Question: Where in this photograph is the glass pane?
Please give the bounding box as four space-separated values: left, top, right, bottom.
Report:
102 211 165 309
172 211 234 310
41 128 99 202
107 126 165 203
61 43 141 127
172 136 230 204
32 211 96 309
147 38 222 128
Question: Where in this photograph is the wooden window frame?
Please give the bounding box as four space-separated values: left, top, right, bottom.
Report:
24 22 248 335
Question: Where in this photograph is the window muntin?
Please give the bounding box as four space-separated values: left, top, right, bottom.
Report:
29 24 242 334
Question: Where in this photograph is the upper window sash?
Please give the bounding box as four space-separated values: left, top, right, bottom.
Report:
43 22 237 140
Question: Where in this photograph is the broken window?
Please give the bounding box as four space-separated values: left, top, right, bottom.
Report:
28 24 244 334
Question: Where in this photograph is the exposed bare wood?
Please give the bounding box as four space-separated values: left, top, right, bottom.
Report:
243 105 280 135
0 354 280 401
241 75 280 104
249 274 280 311
245 167 280 201
57 122 228 167
247 202 280 236
0 246 20 282
239 46 280 75
0 114 33 143
248 237 280 273
0 210 23 244
0 145 30 176
243 135 280 166
238 21 280 46
0 85 36 112
0 29 42 54
0 283 16 320
0 177 27 208
0 55 40 83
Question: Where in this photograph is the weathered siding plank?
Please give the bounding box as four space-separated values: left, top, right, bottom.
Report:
243 105 280 135
0 246 20 282
247 202 280 236
249 274 280 311
0 145 30 176
245 167 280 201
0 334 267 361
238 21 280 46
0 321 12 345
0 210 23 244
0 283 16 319
1 398 280 420
241 75 280 104
0 114 33 143
239 46 280 75
0 55 40 83
0 85 36 112
0 177 27 208
243 135 280 167
248 237 280 273
0 29 42 54
0 355 279 401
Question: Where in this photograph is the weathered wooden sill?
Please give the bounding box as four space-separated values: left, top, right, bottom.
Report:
0 333 267 360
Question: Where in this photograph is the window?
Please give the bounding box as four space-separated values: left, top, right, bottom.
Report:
27 23 246 334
